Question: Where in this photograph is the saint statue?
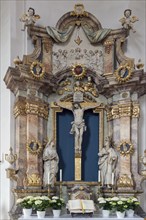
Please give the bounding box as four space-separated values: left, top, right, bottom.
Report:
98 136 118 188
43 140 59 187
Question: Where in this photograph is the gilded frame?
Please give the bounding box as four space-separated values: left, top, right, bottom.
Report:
27 140 42 155
115 63 132 83
71 64 86 79
30 61 45 79
117 141 134 156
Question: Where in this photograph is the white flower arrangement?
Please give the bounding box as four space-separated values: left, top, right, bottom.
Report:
50 196 65 210
98 197 112 210
98 196 140 213
16 196 35 209
33 196 50 211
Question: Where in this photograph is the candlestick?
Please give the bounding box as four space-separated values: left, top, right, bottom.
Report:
112 172 114 185
98 170 101 182
48 171 50 184
48 184 50 197
60 169 62 182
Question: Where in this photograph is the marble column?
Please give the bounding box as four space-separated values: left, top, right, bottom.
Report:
117 101 134 189
14 97 27 188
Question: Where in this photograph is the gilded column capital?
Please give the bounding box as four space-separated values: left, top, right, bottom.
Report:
119 103 132 117
14 100 49 119
26 101 49 119
107 102 140 121
132 103 140 118
13 100 26 118
26 102 39 115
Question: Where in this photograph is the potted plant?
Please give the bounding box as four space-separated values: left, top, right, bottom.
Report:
33 196 50 218
16 196 34 217
126 197 140 217
50 196 65 217
110 197 128 218
98 197 112 217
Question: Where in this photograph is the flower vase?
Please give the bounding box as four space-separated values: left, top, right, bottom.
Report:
37 210 46 218
116 211 125 218
53 209 61 217
126 209 134 217
23 208 32 217
102 209 110 217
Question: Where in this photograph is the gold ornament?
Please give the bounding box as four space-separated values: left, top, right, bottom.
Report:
27 140 42 155
71 64 86 79
30 61 45 79
115 64 132 83
117 141 134 156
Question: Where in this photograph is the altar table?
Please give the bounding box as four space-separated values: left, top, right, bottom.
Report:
18 214 144 220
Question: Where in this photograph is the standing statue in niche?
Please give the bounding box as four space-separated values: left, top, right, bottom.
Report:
43 140 59 187
98 136 118 188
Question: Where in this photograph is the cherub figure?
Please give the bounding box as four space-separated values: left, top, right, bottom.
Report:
119 9 138 33
20 7 40 31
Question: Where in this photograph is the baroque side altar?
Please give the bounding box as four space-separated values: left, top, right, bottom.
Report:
3 4 146 219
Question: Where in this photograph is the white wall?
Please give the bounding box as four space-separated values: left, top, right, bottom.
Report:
0 0 146 218
0 1 25 219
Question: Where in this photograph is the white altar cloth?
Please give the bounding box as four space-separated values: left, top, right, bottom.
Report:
18 214 143 220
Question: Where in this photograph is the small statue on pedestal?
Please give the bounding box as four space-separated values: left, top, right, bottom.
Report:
98 136 118 188
43 140 59 187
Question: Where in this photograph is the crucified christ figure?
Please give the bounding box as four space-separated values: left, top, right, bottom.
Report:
56 102 99 153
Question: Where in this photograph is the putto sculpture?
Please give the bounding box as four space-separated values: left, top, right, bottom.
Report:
119 9 138 33
20 7 40 31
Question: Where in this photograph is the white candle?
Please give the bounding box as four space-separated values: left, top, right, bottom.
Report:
48 171 50 184
112 172 114 185
60 169 62 182
98 170 101 182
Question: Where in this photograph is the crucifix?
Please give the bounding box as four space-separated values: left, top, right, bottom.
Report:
56 101 99 180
